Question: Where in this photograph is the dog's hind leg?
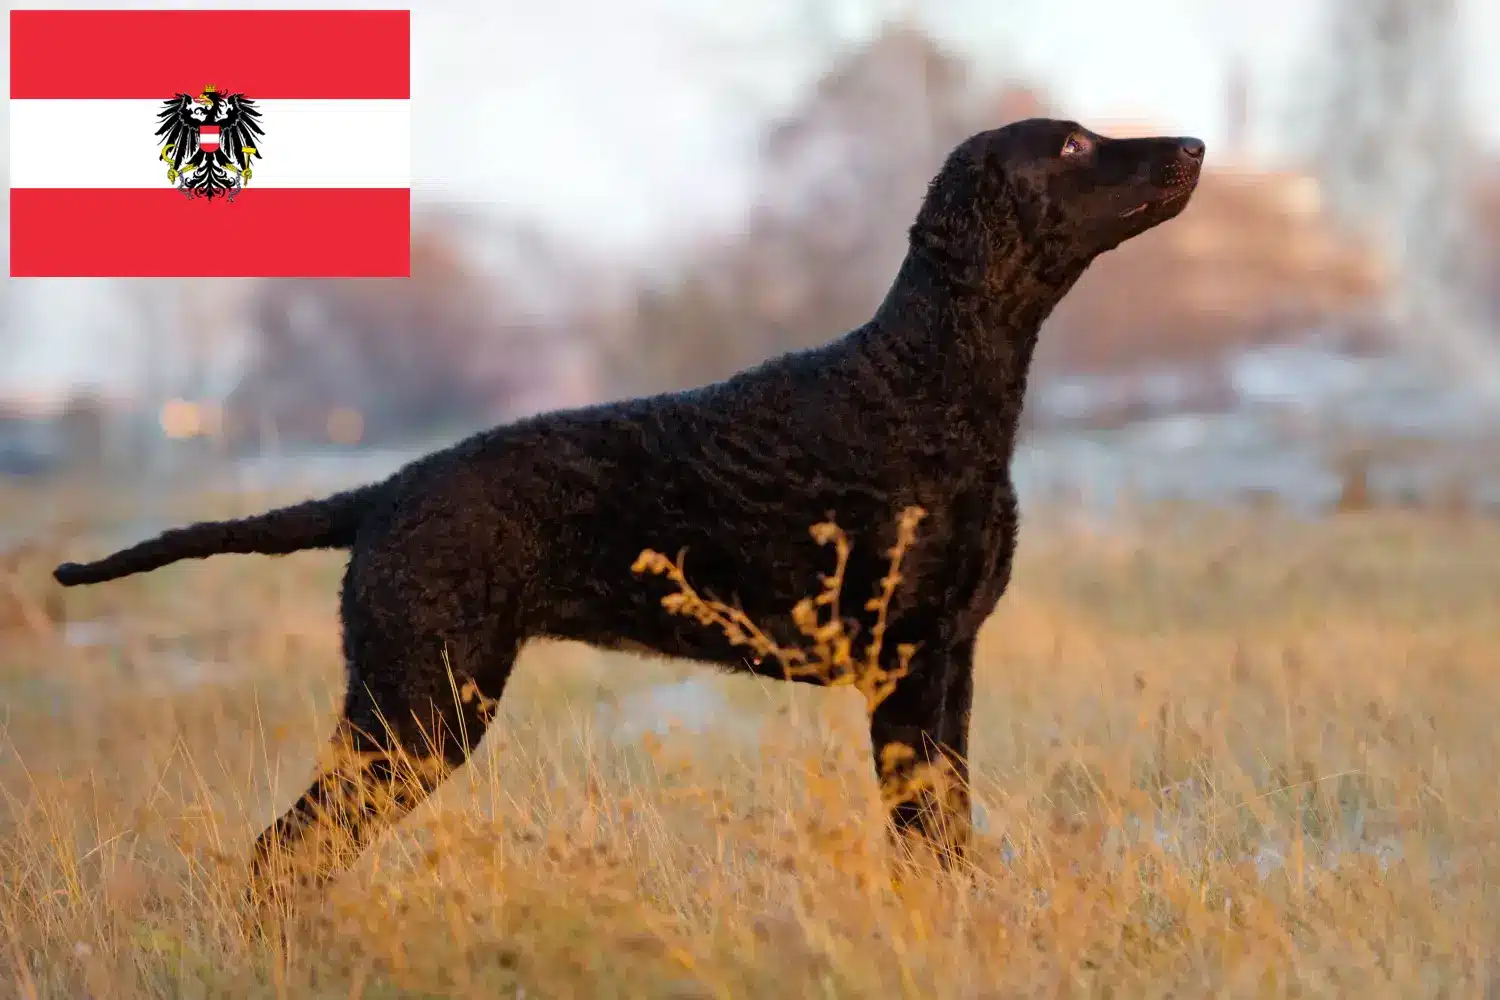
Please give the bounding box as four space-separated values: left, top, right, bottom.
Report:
248 596 518 906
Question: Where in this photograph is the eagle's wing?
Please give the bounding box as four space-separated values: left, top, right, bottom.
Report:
219 95 265 170
154 94 199 170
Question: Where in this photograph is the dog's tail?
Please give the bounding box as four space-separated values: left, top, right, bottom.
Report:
53 483 384 587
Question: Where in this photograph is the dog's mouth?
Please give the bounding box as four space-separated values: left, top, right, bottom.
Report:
1118 183 1196 220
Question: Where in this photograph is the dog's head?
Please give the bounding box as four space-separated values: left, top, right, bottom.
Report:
911 117 1203 288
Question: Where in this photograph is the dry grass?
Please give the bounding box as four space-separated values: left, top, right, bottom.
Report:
3 480 1500 997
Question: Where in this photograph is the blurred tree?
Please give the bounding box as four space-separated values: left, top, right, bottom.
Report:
1300 0 1499 387
120 280 190 470
224 224 556 452
55 392 108 473
603 21 1038 398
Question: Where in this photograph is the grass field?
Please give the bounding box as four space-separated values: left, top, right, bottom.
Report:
3 482 1499 998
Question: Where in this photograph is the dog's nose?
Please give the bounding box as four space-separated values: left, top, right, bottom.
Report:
1177 137 1206 162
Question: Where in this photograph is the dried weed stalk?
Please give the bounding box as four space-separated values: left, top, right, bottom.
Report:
632 506 926 716
633 507 958 827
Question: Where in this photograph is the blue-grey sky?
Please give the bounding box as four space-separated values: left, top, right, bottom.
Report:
4 0 1500 391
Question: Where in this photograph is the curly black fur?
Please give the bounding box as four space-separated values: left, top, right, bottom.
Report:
54 118 1204 893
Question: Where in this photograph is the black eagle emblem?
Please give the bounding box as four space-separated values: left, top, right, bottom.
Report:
155 85 265 200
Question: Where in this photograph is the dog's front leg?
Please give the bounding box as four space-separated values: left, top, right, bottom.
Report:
867 640 974 870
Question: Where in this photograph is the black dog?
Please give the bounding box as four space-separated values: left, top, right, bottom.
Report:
55 118 1202 891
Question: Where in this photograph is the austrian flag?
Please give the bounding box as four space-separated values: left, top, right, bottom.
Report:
9 9 411 277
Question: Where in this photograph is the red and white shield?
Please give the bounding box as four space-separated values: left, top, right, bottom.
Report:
199 125 221 153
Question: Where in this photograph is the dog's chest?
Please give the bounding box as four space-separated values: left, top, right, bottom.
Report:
921 474 1019 626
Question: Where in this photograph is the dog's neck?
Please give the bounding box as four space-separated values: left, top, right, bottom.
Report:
860 238 1088 434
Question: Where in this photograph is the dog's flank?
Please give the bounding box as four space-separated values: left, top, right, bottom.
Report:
53 483 382 586
51 118 1204 902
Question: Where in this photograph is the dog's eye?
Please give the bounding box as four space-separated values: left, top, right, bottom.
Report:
1061 133 1089 158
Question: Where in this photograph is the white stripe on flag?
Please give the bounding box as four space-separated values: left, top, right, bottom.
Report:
10 99 410 189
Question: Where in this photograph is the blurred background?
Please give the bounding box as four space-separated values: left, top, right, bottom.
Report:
4 0 1500 523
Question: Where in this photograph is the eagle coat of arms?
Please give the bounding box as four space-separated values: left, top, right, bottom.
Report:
155 85 265 200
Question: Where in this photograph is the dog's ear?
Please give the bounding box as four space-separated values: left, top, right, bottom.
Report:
908 150 1017 288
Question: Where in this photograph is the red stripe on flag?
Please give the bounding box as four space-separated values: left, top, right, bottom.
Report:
11 188 411 278
10 9 410 99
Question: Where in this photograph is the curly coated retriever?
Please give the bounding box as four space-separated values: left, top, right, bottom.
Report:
55 118 1204 894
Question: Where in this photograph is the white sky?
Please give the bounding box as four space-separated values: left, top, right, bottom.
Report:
4 0 1500 391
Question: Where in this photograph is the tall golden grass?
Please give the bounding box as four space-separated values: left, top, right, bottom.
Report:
3 481 1499 997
